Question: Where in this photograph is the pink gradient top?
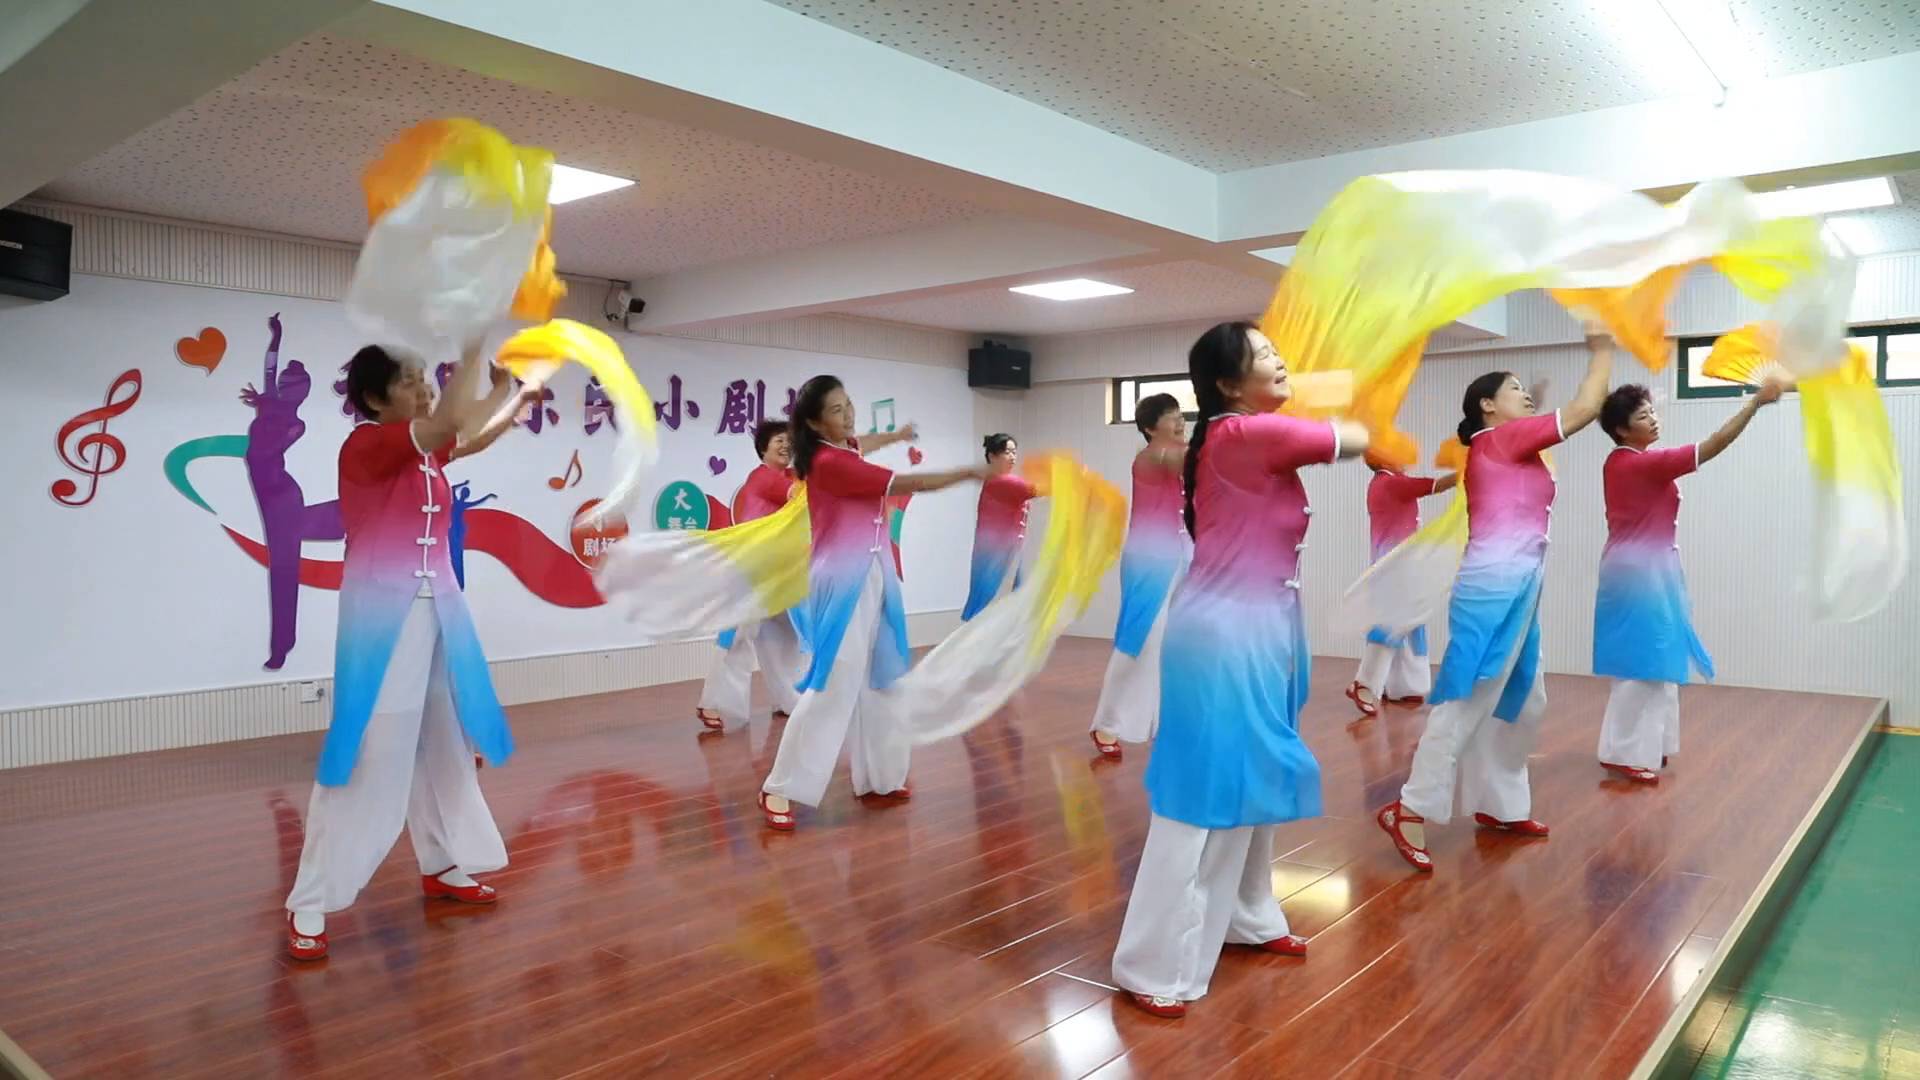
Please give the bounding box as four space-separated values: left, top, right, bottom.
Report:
1186 413 1339 590
1602 444 1698 553
738 463 795 523
1366 471 1439 559
975 472 1038 548
806 440 893 569
1462 411 1563 564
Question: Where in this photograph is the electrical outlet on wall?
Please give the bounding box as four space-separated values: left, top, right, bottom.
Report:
298 682 324 704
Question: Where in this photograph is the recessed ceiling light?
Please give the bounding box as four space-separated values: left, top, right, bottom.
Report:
1008 278 1134 301
549 164 634 205
1751 177 1897 219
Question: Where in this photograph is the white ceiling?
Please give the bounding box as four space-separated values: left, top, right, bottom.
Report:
33 33 986 282
847 260 1275 335
766 0 1920 172
1840 170 1920 255
15 1 1920 343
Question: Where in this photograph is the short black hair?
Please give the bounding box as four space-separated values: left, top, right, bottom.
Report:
1134 392 1180 441
1601 384 1654 444
752 419 789 457
345 345 402 420
983 433 1016 461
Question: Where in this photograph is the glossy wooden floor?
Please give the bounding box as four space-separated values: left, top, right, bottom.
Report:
0 640 1880 1079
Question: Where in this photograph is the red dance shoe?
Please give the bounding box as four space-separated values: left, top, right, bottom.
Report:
1473 813 1549 837
1345 681 1379 718
1602 761 1659 784
1090 731 1123 759
1259 935 1309 957
772 709 790 721
696 709 724 731
287 913 327 961
877 785 912 801
421 872 498 904
759 790 796 832
1384 694 1426 708
1128 993 1187 1019
1376 801 1433 872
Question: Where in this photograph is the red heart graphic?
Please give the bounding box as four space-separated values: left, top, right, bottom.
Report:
175 328 227 374
908 447 925 465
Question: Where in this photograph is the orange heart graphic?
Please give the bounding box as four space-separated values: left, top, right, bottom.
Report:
175 328 227 374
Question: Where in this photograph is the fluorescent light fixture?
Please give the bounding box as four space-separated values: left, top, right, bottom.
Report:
1752 177 1897 219
1823 217 1879 255
548 164 634 205
1008 278 1134 301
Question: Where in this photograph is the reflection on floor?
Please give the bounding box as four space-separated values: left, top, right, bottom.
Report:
0 639 1882 1078
1690 731 1920 1080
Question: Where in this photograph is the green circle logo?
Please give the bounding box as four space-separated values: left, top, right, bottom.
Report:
653 480 711 531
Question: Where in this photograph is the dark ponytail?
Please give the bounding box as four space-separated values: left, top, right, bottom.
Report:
1182 321 1258 536
1457 370 1514 444
789 374 842 480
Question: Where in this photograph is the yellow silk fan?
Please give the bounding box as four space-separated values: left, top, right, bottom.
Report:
1700 323 1795 388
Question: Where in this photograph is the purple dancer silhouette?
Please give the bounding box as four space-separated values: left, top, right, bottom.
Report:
240 314 344 670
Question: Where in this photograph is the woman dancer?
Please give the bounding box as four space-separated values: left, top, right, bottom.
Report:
1346 455 1456 717
1375 330 1613 873
1593 379 1780 781
757 376 988 831
1090 393 1189 759
1112 322 1368 1018
284 343 536 960
962 433 1040 621
697 419 806 733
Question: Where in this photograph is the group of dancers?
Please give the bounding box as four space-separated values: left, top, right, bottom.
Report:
282 320 1782 1025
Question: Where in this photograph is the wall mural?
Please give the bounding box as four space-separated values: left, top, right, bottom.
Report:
125 309 921 670
49 368 142 508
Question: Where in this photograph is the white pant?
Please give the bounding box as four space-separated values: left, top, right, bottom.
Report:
1111 815 1293 1002
1089 604 1169 744
1355 640 1431 701
286 598 506 914
1399 650 1548 826
1598 679 1679 771
698 617 803 730
762 563 909 808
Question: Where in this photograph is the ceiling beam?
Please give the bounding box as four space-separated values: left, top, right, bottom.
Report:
0 0 364 206
634 216 1159 331
1218 51 1920 246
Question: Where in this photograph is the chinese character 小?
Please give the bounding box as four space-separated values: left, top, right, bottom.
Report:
653 374 701 431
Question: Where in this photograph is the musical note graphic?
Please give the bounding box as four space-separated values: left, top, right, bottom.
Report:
49 368 142 508
868 398 896 434
547 449 584 491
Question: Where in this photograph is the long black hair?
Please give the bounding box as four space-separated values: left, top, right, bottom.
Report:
1182 321 1257 535
1134 392 1180 441
789 374 843 480
1457 370 1515 444
983 433 1016 461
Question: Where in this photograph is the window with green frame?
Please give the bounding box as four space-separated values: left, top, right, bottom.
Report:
1676 322 1920 399
1109 374 1197 425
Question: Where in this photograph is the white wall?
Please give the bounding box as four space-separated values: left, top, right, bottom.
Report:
0 204 997 764
1025 255 1920 724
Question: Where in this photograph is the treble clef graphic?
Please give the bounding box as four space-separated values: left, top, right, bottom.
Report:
49 368 142 507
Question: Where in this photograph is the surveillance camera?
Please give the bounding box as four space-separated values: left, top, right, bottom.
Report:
605 288 632 324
